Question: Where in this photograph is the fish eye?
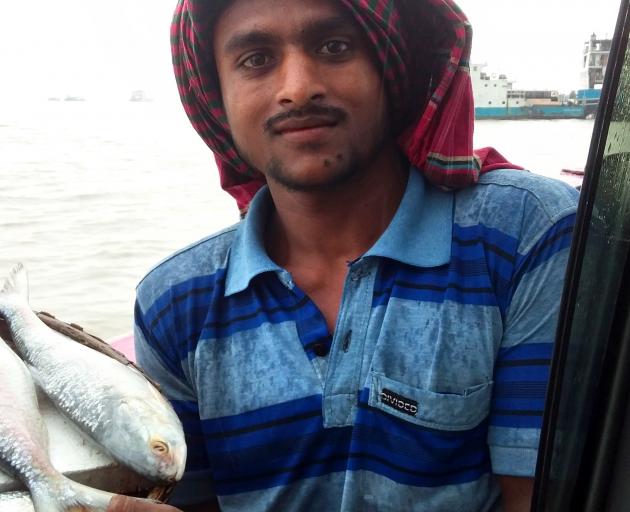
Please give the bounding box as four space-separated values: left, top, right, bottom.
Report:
151 440 169 455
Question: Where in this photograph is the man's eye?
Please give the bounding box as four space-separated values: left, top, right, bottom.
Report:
318 40 350 55
242 53 271 69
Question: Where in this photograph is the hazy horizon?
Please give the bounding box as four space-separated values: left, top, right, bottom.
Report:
0 0 623 103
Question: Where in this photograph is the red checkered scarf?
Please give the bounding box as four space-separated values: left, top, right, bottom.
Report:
171 0 519 214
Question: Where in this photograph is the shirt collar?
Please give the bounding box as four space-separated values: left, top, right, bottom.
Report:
225 168 453 297
225 186 285 297
364 168 453 267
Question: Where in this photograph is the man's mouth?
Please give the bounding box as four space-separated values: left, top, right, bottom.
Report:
272 116 339 136
264 105 348 140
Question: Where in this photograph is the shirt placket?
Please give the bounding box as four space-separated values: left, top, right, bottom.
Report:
322 258 377 428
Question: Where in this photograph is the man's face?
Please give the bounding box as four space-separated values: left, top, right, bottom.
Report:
213 0 390 192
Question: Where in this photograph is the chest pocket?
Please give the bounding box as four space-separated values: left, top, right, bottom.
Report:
369 371 493 431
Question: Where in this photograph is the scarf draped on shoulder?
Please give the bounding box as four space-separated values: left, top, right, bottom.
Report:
171 0 520 214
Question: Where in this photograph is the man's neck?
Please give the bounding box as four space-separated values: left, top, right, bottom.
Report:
265 146 409 269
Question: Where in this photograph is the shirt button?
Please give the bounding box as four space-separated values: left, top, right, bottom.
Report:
312 343 330 357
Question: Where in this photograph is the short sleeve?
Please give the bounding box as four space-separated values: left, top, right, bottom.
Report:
488 210 576 477
134 299 216 505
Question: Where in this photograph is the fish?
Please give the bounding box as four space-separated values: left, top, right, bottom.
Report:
0 263 187 486
0 329 117 511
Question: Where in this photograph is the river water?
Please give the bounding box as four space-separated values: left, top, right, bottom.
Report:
0 99 595 339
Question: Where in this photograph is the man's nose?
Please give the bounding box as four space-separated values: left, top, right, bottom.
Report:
275 50 326 107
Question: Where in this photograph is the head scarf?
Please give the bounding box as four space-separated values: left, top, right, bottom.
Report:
171 0 520 215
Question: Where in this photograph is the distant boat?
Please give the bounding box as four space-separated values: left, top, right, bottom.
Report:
129 90 151 102
471 34 609 121
471 64 586 120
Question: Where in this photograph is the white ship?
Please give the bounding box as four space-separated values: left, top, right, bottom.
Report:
471 64 584 120
472 34 610 120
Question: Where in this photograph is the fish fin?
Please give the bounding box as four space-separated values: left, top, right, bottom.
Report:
31 476 159 512
0 263 29 307
60 480 116 512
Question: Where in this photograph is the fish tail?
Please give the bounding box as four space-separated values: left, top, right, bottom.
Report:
31 477 160 512
0 262 29 299
0 263 29 308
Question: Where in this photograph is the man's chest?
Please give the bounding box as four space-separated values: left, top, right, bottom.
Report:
193 258 503 427
184 258 504 502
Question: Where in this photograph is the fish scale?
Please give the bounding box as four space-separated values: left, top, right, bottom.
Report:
0 327 117 511
24 332 120 434
0 336 51 489
0 263 186 489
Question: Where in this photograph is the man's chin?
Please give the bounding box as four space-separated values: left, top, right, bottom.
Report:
265 159 360 193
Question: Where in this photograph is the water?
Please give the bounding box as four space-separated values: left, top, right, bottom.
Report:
1 99 238 338
0 100 595 339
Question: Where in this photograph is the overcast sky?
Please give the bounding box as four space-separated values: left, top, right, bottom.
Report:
460 0 621 90
0 0 623 101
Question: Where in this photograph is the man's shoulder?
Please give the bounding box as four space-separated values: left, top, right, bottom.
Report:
136 222 241 308
455 169 579 221
468 168 579 220
453 168 580 249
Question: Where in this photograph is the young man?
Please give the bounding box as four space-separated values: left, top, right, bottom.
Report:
127 0 579 510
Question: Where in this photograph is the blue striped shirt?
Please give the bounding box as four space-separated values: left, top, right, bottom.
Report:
134 169 578 511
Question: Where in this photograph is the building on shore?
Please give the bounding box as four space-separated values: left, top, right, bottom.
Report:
581 33 611 90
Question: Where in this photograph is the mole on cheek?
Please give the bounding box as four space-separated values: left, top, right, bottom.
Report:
336 153 343 161
324 159 331 167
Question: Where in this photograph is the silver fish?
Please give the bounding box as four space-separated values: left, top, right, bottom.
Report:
0 329 117 511
0 263 186 485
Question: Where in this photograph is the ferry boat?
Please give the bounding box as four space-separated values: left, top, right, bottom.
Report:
472 34 610 120
471 64 585 120
130 90 150 102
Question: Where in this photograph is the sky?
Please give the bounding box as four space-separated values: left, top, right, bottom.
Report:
459 0 622 91
0 0 624 101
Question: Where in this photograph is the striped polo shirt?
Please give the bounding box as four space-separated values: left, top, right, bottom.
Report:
134 169 578 511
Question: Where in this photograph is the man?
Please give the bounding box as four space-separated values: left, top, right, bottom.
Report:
125 0 579 510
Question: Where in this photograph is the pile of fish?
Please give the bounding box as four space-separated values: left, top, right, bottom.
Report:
0 263 187 511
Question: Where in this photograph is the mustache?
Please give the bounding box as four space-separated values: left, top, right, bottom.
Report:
264 104 348 134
